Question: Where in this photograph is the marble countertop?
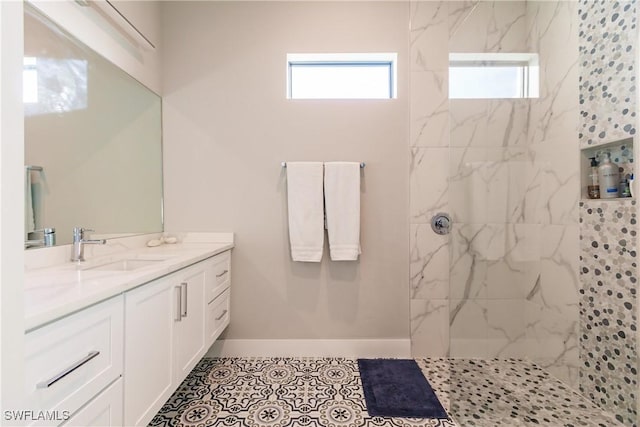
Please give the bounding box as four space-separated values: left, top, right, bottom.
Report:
24 234 233 332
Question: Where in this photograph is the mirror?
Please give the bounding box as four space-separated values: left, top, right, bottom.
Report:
24 5 163 248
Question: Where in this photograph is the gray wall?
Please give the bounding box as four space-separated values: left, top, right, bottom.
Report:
161 1 410 340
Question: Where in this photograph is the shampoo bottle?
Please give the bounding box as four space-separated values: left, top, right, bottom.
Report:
598 152 620 199
587 157 600 199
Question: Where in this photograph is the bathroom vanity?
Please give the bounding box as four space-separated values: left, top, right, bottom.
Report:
18 1 231 426
23 234 233 426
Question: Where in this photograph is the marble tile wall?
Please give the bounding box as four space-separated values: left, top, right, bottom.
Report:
578 1 638 426
409 0 581 387
524 0 581 386
409 0 450 358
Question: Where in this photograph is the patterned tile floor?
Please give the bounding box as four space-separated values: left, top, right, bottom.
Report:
149 358 622 427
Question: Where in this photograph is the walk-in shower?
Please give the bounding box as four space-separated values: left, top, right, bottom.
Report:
409 1 637 425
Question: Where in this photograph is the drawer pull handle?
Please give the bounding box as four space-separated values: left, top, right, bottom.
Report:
215 309 228 321
216 270 228 278
36 350 100 389
181 282 188 317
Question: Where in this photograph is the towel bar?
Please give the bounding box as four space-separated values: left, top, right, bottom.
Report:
281 162 365 168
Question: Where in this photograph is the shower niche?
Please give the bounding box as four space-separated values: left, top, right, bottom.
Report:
580 137 635 200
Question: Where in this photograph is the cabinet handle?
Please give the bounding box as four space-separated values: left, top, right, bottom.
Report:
215 309 228 321
181 282 188 317
174 286 182 321
216 269 228 278
36 351 100 389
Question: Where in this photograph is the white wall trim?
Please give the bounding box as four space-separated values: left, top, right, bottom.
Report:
1 0 26 411
206 339 411 358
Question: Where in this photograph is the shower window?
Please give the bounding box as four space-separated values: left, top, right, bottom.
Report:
23 57 38 103
449 53 539 99
287 53 397 99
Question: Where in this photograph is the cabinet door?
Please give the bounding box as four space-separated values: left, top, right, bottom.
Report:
123 276 176 427
63 378 122 427
173 267 206 385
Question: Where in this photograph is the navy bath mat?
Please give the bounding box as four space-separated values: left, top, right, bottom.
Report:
357 359 448 419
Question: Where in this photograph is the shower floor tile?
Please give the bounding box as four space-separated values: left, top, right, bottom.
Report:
149 357 622 427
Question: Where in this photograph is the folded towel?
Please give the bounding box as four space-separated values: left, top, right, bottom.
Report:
286 162 325 262
324 162 361 261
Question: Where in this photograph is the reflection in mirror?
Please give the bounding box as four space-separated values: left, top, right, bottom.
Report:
24 5 163 248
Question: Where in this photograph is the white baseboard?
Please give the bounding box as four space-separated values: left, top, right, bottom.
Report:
206 339 411 358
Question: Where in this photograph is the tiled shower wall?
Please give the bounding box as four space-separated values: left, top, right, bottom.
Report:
409 0 580 386
578 1 638 426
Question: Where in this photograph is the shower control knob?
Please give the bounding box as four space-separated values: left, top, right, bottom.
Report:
431 213 451 235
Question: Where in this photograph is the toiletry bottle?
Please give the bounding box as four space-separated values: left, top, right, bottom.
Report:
630 173 635 198
598 152 620 199
621 178 631 197
587 157 600 199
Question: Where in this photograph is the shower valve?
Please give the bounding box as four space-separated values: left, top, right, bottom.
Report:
431 213 451 235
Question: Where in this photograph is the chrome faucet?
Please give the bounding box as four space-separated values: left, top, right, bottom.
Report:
71 227 106 262
25 227 56 248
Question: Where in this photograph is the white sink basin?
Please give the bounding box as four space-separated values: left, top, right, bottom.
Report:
85 258 166 272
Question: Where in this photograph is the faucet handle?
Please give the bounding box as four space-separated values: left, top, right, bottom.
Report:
73 227 94 241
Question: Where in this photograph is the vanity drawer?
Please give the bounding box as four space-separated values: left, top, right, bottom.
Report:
63 378 123 427
206 251 230 303
24 296 123 426
206 288 230 346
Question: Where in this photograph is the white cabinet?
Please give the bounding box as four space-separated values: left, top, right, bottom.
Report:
23 249 232 427
173 266 206 383
23 296 123 427
63 378 123 427
205 251 232 348
206 250 230 303
124 253 230 427
206 288 231 348
123 275 176 427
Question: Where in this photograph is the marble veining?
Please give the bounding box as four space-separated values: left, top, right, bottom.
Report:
411 300 450 357
410 71 449 147
449 1 527 53
410 147 448 224
410 225 448 300
408 1 581 390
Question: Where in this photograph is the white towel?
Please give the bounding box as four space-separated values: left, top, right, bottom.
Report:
286 162 325 262
25 168 35 235
324 162 361 261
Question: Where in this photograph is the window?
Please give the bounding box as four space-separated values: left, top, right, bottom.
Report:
287 53 397 99
23 57 38 103
23 56 88 116
449 53 539 99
